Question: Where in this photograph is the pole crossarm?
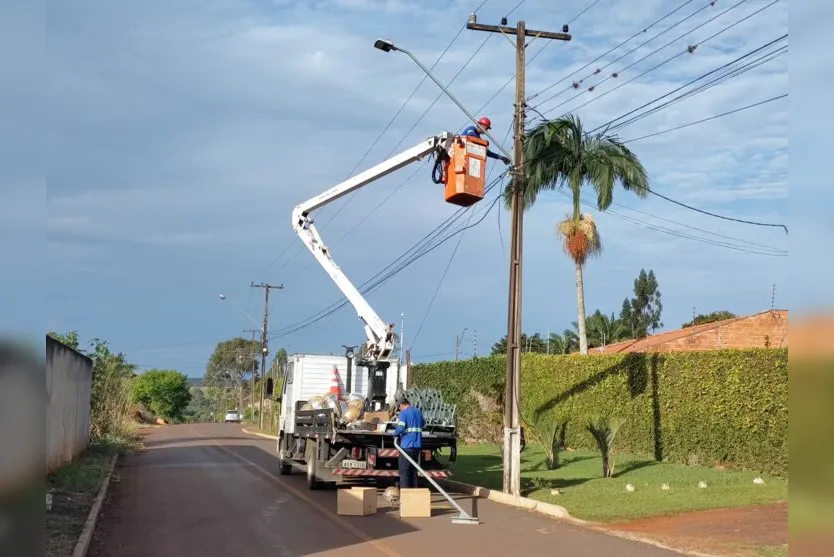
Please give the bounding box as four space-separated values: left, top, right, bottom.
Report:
465 22 571 42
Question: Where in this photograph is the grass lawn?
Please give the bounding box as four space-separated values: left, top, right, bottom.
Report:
452 443 787 522
46 433 140 557
757 545 788 557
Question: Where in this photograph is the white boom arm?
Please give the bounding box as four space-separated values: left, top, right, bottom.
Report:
292 132 454 362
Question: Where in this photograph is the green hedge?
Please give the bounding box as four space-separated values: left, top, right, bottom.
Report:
411 349 788 476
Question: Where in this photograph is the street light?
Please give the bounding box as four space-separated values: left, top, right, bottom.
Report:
455 327 468 362
373 38 511 160
217 294 261 329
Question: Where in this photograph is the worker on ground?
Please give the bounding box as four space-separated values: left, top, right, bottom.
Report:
393 397 424 490
459 116 512 165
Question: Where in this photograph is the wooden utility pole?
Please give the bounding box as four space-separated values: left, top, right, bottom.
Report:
251 282 283 429
466 15 570 497
243 328 259 419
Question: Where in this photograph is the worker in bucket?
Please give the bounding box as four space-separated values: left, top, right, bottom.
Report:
393 397 424 490
459 116 512 165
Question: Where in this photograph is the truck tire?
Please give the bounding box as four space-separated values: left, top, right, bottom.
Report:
305 441 322 490
277 434 292 476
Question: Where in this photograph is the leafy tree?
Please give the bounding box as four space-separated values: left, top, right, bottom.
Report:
183 387 214 423
133 369 192 421
490 333 548 356
508 114 649 354
272 347 288 376
48 330 80 350
204 337 261 412
682 310 736 328
620 269 663 338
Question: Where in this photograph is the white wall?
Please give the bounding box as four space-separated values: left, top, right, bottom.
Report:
46 336 93 473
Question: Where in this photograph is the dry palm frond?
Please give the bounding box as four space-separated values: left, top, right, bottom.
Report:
555 214 601 265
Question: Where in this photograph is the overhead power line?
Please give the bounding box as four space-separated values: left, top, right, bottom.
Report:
552 188 787 255
595 33 788 134
623 93 787 142
270 173 509 338
645 187 788 233
527 0 703 105
541 0 781 118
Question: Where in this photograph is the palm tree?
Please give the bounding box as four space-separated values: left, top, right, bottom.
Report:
582 310 630 349
506 114 649 354
547 330 579 354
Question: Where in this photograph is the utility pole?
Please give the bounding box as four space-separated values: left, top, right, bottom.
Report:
243 328 259 419
251 282 283 430
466 15 571 497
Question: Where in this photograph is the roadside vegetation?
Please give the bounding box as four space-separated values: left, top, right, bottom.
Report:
46 331 154 557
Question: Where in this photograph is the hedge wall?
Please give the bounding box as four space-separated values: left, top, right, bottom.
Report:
411 349 788 476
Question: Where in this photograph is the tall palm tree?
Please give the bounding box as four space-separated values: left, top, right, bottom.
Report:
506 114 649 354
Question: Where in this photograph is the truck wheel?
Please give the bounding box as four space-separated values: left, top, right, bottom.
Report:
277 435 292 476
306 442 321 490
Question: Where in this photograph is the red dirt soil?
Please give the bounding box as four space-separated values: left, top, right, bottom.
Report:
603 502 787 556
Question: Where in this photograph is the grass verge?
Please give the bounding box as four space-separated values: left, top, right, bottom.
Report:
46 432 140 557
453 443 787 522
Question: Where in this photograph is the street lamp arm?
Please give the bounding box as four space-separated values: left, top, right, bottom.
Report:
374 39 512 160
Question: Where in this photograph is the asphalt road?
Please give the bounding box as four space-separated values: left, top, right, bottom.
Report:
90 424 680 557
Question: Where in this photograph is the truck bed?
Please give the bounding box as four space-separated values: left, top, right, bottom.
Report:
295 408 456 443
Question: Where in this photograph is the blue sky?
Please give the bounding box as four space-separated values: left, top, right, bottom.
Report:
9 0 824 375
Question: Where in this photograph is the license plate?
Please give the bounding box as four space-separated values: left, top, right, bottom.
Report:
341 459 367 469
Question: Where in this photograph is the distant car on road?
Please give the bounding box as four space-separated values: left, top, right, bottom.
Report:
224 410 241 424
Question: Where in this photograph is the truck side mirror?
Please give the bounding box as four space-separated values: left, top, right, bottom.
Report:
266 378 274 396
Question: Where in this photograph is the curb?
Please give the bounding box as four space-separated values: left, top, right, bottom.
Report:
438 478 580 523
72 453 118 557
241 427 278 440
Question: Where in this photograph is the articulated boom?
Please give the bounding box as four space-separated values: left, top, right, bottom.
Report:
291 132 454 363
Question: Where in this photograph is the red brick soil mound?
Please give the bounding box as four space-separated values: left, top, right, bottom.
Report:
603 502 787 556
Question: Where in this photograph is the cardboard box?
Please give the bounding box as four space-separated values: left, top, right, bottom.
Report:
337 487 377 516
399 488 431 518
363 411 392 424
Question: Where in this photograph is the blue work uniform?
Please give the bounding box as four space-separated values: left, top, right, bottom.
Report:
459 125 503 160
394 404 425 489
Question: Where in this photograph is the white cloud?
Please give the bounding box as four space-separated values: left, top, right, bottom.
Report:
35 0 805 371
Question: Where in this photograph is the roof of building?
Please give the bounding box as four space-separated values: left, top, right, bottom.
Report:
588 309 787 354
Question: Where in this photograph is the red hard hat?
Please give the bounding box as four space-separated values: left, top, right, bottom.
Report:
477 116 492 129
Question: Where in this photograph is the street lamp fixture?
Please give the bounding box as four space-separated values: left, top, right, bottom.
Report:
373 39 396 52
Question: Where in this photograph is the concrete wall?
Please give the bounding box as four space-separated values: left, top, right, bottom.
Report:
46 335 93 473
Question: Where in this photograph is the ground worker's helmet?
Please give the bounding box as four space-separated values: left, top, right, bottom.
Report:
477 116 492 129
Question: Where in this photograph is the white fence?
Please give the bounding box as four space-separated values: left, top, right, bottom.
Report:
46 335 93 473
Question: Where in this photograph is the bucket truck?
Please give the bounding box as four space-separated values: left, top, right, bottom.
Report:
270 131 489 489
